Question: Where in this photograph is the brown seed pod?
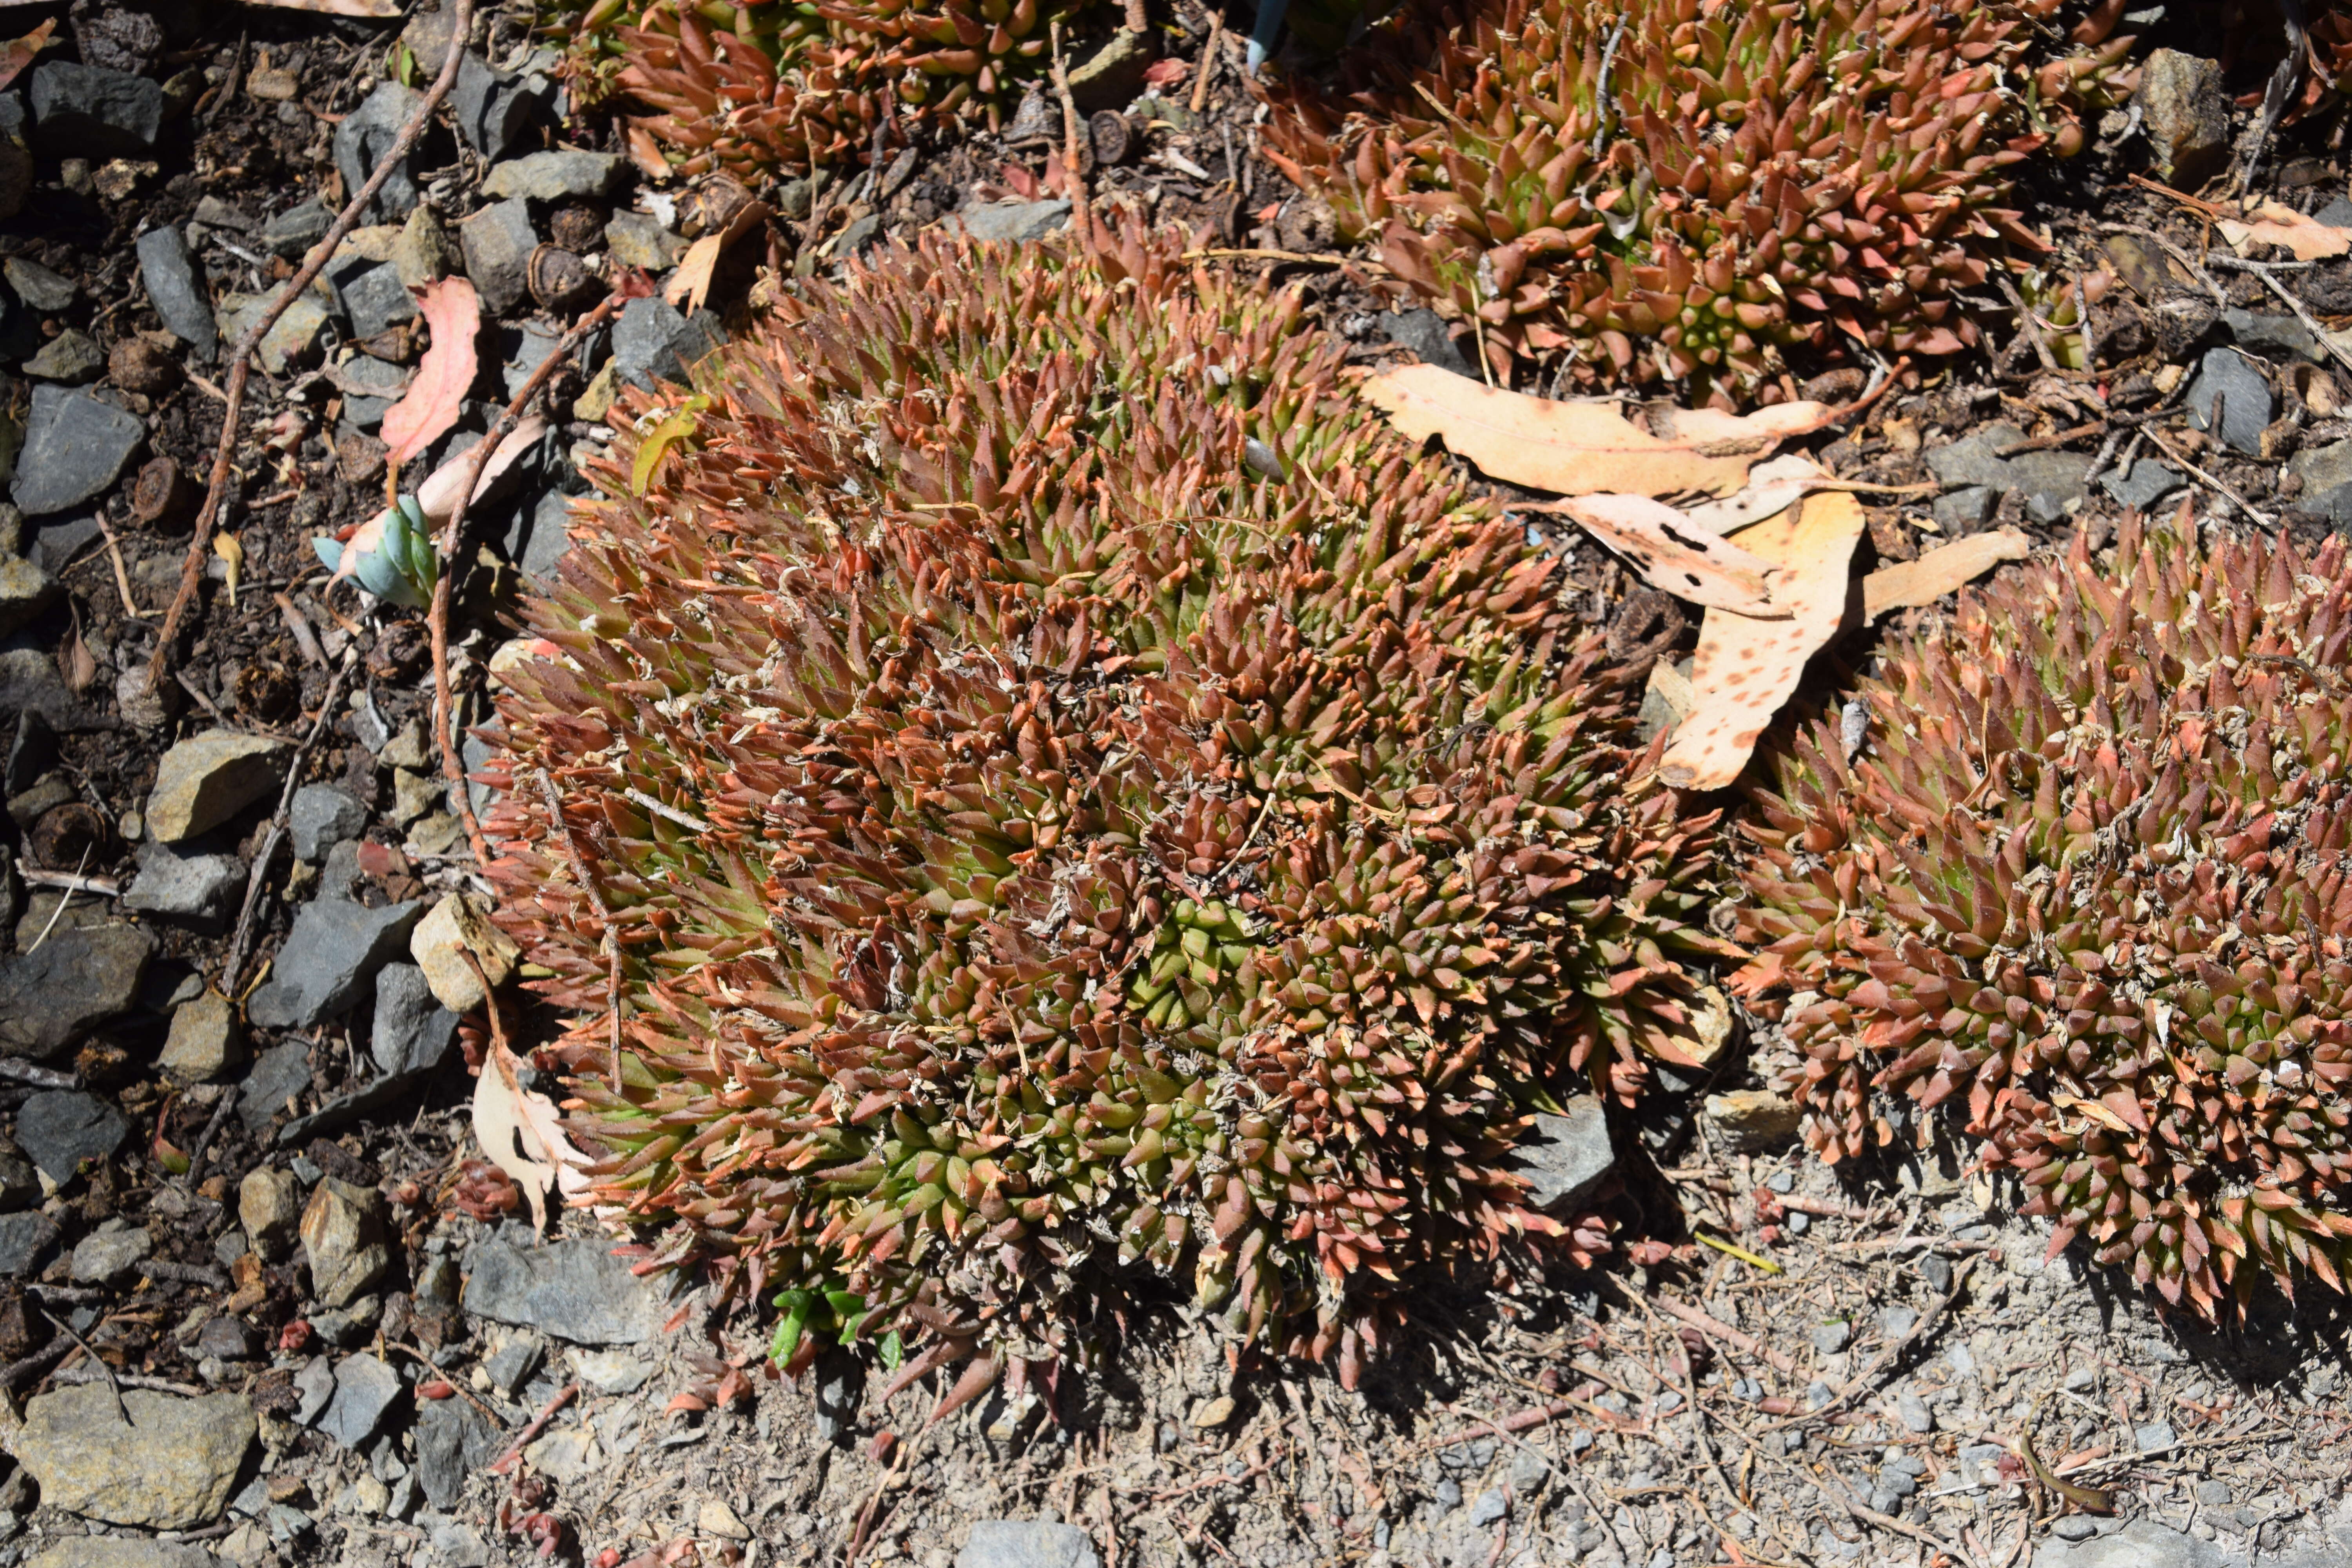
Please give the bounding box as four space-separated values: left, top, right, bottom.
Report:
130 455 193 527
526 245 603 312
109 337 178 396
28 802 108 870
1087 110 1132 166
548 201 607 254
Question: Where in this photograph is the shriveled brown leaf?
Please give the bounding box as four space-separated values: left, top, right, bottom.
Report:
380 278 480 469
1534 493 1786 616
471 1040 588 1232
665 200 772 314
1360 364 1833 498
1862 527 2031 621
2217 201 2352 261
0 18 55 91
1657 492 1866 791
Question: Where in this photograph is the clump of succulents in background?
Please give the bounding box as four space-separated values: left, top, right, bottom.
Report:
1262 0 2139 405
546 0 1105 180
480 225 1738 1389
1737 514 2352 1318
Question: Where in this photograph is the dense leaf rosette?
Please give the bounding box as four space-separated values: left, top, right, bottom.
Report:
1740 514 2352 1317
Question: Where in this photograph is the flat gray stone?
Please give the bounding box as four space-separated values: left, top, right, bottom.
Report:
948 198 1071 243
292 1355 336 1425
160 988 241 1081
1383 309 1475 378
69 1223 151 1287
261 196 333 260
13 1383 256 1527
25 1536 220 1568
289 783 366 863
611 295 723 389
414 1395 499 1510
518 488 577 581
1924 424 2091 512
2100 456 2186 512
24 330 102 384
483 149 627 201
460 198 537 318
5 256 75 312
2293 438 2352 496
135 227 217 363
452 53 542 162
124 838 245 925
11 383 145 517
0 648 83 731
1513 1098 1614 1210
605 210 685 271
29 62 162 159
372 961 459 1078
317 1351 402 1448
333 83 425 223
217 291 328 375
463 1230 670 1344
0 552 60 635
2033 1517 2220 1568
0 924 153 1060
1931 485 1998 534
957 1521 1102 1568
238 1040 312 1132
0 1210 58 1276
245 896 423 1029
2185 347 2274 454
334 260 416 341
2223 306 2320 362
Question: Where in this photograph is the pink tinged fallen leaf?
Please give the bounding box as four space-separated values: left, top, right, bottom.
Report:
1357 363 1833 498
2216 202 2352 261
665 200 773 314
1681 454 1841 535
472 1039 590 1232
1537 492 1788 616
380 277 483 469
1860 527 2031 622
1657 492 1866 791
415 416 550 522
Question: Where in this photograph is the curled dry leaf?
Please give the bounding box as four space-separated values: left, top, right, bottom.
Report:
2216 201 2352 261
212 532 245 607
1656 492 1866 791
1860 526 2032 622
471 1040 588 1232
1682 453 1842 535
1535 493 1786 616
416 417 550 522
1360 363 1836 498
664 200 773 315
381 278 482 470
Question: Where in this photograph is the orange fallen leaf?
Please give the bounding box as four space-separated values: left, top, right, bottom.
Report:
2216 200 2352 261
1657 492 1866 791
1359 364 1836 498
381 277 481 470
1861 527 2031 622
665 200 772 314
0 19 56 93
1532 493 1787 616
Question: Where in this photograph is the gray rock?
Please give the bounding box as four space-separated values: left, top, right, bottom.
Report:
519 488 577 582
2320 196 2352 230
23 330 102 384
2033 1517 2221 1568
238 1041 313 1133
611 295 723 389
70 1223 151 1287
452 53 542 161
195 1315 260 1361
1383 309 1475 378
2101 456 2186 512
814 1349 862 1443
414 1396 499 1510
2134 51 2229 190
1512 1097 1613 1210
4 256 75 312
2184 347 2274 455
483 149 628 202
0 1210 58 1275
1924 424 2091 513
1811 1319 1851 1354
291 1355 336 1424
1467 1488 1509 1527
1895 1387 1934 1434
2294 437 2352 498
333 84 426 223
0 924 152 1060
1700 1089 1802 1151
301 1176 390 1308
26 1537 222 1568
570 1347 652 1394
135 227 218 363
461 198 537 318
216 291 328 375
335 260 416 341
240 1166 306 1258
13 1383 256 1527
0 647 82 731
160 988 242 1081
317 1352 402 1448
483 1335 543 1396
0 553 59 635
831 211 884 259
289 784 367 863
2135 1418 2177 1451
372 961 459 1078
11 383 145 516
27 516 99 575
605 210 686 271
949 198 1072 243
261 197 333 261
147 730 290 842
0 1136 36 1210
245 896 424 1030
29 62 162 158
2223 307 2320 362
957 1521 1102 1568
463 1230 671 1343
125 838 245 924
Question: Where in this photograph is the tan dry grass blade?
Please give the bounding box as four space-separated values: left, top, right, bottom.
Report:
1657 492 1866 790
1862 527 2031 621
1360 364 1832 498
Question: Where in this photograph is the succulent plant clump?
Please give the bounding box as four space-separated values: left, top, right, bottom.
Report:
481 226 1737 1385
1262 0 2139 404
1738 514 2352 1318
556 0 1101 181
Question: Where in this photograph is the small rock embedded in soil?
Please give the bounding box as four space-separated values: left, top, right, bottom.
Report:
124 838 244 925
289 782 366 862
1923 423 2091 514
317 1350 403 1448
612 295 724 389
2183 347 2274 455
245 895 424 1031
300 1176 392 1307
2222 307 2319 363
948 198 1072 244
1383 309 1477 379
416 1396 500 1509
145 729 289 842
217 290 328 374
26 1539 222 1568
0 1212 59 1276
69 1222 151 1287
29 62 162 158
1511 1096 1614 1210
371 961 459 1077
12 1383 256 1528
957 1521 1102 1568
239 1166 305 1259
10 383 145 517
1067 28 1153 112
605 210 686 272
334 83 426 221
1701 1089 1802 1151
134 226 218 361
452 52 543 161
2032 1516 2220 1568
238 1040 314 1132
262 196 334 259
332 259 417 341
2133 50 2230 191
4 256 75 312
461 197 539 317
0 925 152 1060
23 330 103 384
0 554 60 636
2099 456 2185 512
463 1228 671 1344
483 148 628 201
